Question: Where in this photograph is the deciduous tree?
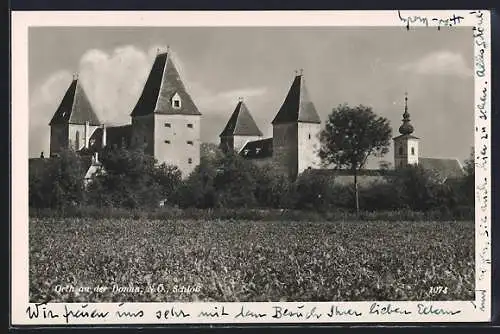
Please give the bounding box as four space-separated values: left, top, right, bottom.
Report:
319 104 392 213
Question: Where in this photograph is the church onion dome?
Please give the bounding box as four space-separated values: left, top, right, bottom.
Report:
398 93 414 135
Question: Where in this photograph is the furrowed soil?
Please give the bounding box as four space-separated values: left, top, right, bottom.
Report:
29 218 474 302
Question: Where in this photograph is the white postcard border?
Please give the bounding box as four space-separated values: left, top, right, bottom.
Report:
11 10 491 325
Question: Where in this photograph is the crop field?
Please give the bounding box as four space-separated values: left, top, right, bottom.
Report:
30 218 474 302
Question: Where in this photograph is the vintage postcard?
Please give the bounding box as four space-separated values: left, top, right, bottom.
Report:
11 10 491 325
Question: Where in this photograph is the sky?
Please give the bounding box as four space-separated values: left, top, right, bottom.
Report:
28 26 474 167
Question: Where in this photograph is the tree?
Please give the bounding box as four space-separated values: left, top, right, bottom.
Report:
213 152 257 208
87 146 162 208
319 104 392 214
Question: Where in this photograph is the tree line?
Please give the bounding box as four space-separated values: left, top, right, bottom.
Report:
29 104 474 216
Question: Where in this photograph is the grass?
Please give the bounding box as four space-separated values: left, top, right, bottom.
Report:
29 218 475 302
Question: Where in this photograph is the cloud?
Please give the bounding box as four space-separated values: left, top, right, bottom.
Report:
196 86 268 111
399 51 472 78
29 70 73 157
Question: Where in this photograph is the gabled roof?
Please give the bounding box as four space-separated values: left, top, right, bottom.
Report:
130 52 201 117
239 137 273 159
49 78 101 126
220 101 263 137
419 157 465 181
272 74 321 125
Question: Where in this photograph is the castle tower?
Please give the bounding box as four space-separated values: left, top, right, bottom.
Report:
271 70 321 179
49 73 101 156
393 93 419 168
219 98 263 153
130 49 202 178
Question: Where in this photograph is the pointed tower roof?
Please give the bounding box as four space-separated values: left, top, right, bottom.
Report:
272 71 321 125
130 51 201 117
394 92 419 140
49 75 100 126
220 99 263 137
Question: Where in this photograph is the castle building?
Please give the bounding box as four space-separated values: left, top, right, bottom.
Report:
47 49 201 179
129 50 202 177
48 74 102 156
224 71 322 179
219 98 263 154
41 49 465 187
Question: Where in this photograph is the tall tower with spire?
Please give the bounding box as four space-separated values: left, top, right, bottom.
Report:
393 93 419 168
49 73 101 157
271 70 321 179
130 50 202 178
219 98 263 153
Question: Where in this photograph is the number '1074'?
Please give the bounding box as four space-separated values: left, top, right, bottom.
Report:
429 286 448 294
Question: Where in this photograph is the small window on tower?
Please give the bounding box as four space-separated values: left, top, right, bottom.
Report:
308 133 311 140
188 158 193 164
398 146 403 155
187 123 193 128
165 140 170 144
411 147 415 155
172 92 182 109
187 141 193 145
165 123 171 128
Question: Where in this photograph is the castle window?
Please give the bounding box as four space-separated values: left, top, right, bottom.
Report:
188 158 193 164
75 131 80 149
165 140 171 144
398 146 403 155
187 123 193 128
165 123 171 128
308 133 311 140
172 92 182 109
411 147 415 155
187 141 193 145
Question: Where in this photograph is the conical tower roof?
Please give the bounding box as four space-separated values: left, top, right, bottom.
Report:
220 100 263 137
272 72 321 125
131 51 201 117
49 75 100 126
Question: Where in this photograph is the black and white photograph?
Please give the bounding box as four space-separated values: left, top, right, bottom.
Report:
12 10 491 324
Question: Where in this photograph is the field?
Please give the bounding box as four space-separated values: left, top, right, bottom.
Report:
30 218 475 302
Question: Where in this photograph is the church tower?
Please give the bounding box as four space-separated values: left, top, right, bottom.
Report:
49 74 101 157
393 93 419 168
219 98 263 153
271 71 321 179
130 49 202 178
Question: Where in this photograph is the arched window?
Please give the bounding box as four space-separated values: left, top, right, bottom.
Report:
75 131 80 150
411 147 415 155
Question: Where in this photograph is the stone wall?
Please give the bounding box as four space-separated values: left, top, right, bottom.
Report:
154 114 201 178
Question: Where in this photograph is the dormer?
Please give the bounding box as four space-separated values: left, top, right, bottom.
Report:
171 92 182 109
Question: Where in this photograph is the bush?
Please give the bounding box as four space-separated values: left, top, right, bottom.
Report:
29 149 85 209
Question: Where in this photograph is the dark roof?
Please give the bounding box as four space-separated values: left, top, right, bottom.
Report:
49 79 101 126
220 101 263 137
272 74 321 125
419 157 465 180
131 52 201 117
105 125 132 148
239 137 273 159
88 127 104 151
393 134 420 140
